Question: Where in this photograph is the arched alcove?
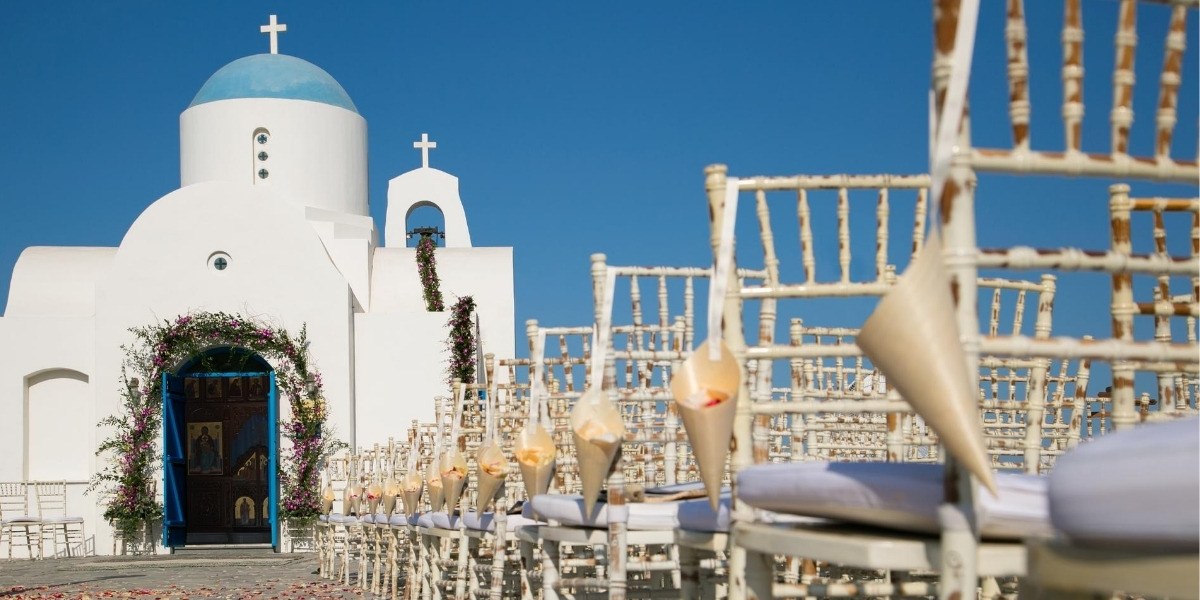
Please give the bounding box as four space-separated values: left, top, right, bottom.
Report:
24 368 91 481
404 201 447 248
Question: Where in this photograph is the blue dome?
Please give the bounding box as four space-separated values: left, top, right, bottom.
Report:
189 54 357 113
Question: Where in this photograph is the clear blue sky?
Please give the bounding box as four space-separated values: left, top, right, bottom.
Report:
1 3 1196 393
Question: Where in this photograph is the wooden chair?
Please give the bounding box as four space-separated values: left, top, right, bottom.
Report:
703 166 1075 598
0 482 42 559
931 1 1199 596
32 481 86 558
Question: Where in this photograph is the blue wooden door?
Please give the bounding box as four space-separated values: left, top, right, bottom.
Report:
162 372 187 548
268 371 279 549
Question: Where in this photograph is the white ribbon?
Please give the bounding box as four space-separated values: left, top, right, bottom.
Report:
450 381 466 447
589 268 618 398
928 0 979 228
529 329 548 431
709 178 740 361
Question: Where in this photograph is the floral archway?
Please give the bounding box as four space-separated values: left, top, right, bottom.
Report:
92 311 341 541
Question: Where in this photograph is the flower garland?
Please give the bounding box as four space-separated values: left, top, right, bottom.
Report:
416 236 445 312
446 296 477 388
91 311 342 540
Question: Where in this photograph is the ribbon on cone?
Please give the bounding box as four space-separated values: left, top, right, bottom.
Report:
671 177 741 508
441 382 470 513
857 232 997 495
516 330 556 501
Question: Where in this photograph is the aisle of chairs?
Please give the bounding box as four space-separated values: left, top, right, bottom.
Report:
312 0 1198 598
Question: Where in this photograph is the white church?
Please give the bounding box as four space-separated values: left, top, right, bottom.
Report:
0 16 514 552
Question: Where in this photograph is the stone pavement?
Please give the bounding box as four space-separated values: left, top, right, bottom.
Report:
0 552 367 599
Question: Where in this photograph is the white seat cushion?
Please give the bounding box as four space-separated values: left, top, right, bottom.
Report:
738 461 1049 540
417 511 460 529
530 495 681 530
389 514 409 527
1049 417 1199 550
462 511 542 533
677 494 827 533
318 514 329 523
1 516 41 524
40 516 84 524
331 514 359 525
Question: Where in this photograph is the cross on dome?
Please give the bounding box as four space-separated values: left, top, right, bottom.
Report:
413 133 438 168
260 15 287 55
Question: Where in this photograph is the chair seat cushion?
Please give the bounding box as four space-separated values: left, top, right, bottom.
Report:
330 514 359 525
40 516 84 524
389 514 409 527
462 511 542 533
677 494 828 533
417 511 459 530
737 461 1049 540
360 513 390 524
1 516 40 524
1049 417 1199 550
530 495 680 530
318 514 329 522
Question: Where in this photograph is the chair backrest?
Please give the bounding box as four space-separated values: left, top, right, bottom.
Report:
1110 189 1200 421
32 481 71 518
705 168 935 482
0 482 31 519
935 0 1199 441
961 0 1197 182
524 320 594 495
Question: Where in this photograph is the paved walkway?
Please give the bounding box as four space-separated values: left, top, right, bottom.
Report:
0 552 365 599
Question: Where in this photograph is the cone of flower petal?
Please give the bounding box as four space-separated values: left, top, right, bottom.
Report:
571 387 626 515
858 233 997 495
440 447 469 514
342 482 357 516
401 472 423 516
475 441 509 513
366 478 383 515
425 459 444 512
322 479 334 515
671 338 740 509
382 476 399 515
515 424 556 500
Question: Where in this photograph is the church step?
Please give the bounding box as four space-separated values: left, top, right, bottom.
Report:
173 543 276 556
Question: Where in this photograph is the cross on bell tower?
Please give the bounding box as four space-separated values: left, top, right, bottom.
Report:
413 133 437 169
260 15 287 55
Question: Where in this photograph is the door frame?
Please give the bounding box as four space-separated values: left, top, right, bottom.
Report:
161 369 278 550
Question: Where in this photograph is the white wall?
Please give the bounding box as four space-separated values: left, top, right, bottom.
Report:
26 369 92 481
0 316 95 483
384 168 472 248
355 246 515 447
88 181 357 553
180 99 368 218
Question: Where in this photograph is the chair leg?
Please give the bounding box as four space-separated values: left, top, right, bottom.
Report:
542 539 561 600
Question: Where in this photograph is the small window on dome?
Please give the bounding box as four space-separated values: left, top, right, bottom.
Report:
208 252 231 273
252 128 271 185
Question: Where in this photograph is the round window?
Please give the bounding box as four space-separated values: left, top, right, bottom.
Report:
208 252 231 272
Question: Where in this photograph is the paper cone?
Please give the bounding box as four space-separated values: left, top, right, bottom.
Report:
382 477 399 515
401 473 423 516
858 233 997 495
322 481 335 515
515 424 557 501
571 388 626 515
671 338 740 509
475 442 509 513
440 448 469 514
367 480 383 515
426 460 445 512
